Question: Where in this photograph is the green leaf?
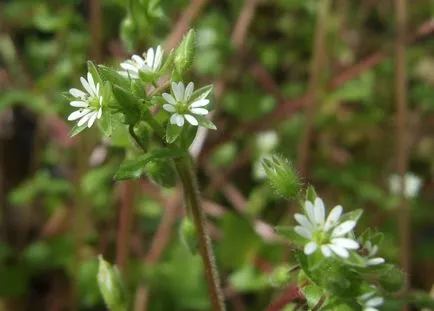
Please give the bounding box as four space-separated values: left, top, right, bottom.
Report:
112 85 141 125
275 226 306 246
166 122 183 143
190 84 213 102
195 115 216 130
302 284 324 309
179 125 198 149
98 65 131 91
114 148 186 180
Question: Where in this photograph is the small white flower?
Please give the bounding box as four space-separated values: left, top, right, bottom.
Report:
359 291 384 311
294 197 359 258
120 45 164 79
162 81 210 127
388 173 422 198
363 241 385 266
67 72 103 128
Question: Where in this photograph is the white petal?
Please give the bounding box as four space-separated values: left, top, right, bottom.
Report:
359 292 375 300
294 226 313 239
163 104 176 112
314 197 325 225
70 101 88 108
69 88 86 98
175 114 184 127
77 112 93 126
329 244 350 258
96 83 100 96
332 238 359 249
170 113 179 125
162 93 177 105
190 99 209 108
364 308 379 311
97 107 102 119
321 245 332 257
324 205 343 231
184 82 194 100
146 47 154 68
132 54 145 66
87 112 98 127
68 109 90 121
80 76 94 97
331 220 357 237
87 72 98 95
294 214 314 231
304 200 316 224
190 107 208 115
366 297 384 307
172 82 185 101
153 45 163 70
120 62 139 72
184 114 198 126
304 241 317 255
367 258 385 265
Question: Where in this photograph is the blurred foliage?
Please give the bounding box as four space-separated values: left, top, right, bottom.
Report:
1 0 434 310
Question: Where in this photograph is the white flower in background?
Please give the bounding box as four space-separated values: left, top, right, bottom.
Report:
256 131 279 153
388 173 422 198
120 45 164 79
294 197 359 258
162 81 210 127
359 291 384 311
68 72 103 128
363 241 385 266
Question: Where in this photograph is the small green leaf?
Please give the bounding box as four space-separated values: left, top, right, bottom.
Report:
305 185 317 202
114 148 186 180
166 122 183 143
112 85 141 125
98 65 131 91
275 226 306 246
179 125 198 149
195 115 216 130
303 284 324 309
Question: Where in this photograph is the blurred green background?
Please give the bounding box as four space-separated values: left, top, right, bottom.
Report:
1 0 434 310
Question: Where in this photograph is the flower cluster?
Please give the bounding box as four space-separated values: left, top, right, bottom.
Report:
294 197 359 258
120 45 164 79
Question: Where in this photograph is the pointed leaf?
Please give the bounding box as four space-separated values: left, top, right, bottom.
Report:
275 226 307 246
69 123 88 137
166 122 183 143
87 60 102 85
190 84 213 102
98 65 131 91
195 115 216 130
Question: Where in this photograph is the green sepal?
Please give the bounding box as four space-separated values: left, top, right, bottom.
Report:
87 60 102 85
190 84 213 102
305 185 317 202
275 226 306 246
112 85 141 125
98 65 131 91
174 29 196 76
69 123 88 137
194 115 216 130
166 122 183 143
114 148 186 180
340 209 363 223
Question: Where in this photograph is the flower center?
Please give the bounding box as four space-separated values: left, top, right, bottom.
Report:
314 231 330 245
88 96 101 110
175 101 190 114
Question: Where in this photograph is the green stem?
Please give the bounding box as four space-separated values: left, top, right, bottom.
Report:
174 156 226 311
128 124 146 151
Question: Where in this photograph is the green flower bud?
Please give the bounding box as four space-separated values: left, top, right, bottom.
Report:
179 217 198 254
174 29 196 76
269 265 292 287
262 155 301 199
97 256 129 311
145 160 177 188
379 264 405 293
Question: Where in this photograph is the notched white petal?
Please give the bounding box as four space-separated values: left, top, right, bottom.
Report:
190 107 208 115
69 88 86 98
68 109 90 121
304 241 317 255
162 93 177 105
294 226 313 239
184 114 198 126
191 99 209 108
331 220 356 237
163 104 176 112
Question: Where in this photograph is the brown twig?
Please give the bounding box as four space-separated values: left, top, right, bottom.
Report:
231 0 260 50
264 284 303 311
296 0 330 178
394 0 410 306
90 0 103 63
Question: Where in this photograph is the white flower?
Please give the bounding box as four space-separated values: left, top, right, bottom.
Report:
363 241 385 266
388 173 422 198
67 72 103 128
359 291 384 311
294 197 359 258
162 81 210 127
120 45 164 79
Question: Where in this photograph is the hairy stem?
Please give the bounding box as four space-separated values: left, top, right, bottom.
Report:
174 156 226 311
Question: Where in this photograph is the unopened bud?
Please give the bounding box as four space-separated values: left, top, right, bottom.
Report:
179 217 198 254
97 256 129 311
174 29 196 76
379 264 405 293
269 265 293 287
262 155 301 199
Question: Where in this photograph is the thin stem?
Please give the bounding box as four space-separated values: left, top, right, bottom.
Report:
174 156 226 311
128 124 147 151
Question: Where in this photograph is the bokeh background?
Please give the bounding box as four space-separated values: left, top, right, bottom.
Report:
1 0 434 310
